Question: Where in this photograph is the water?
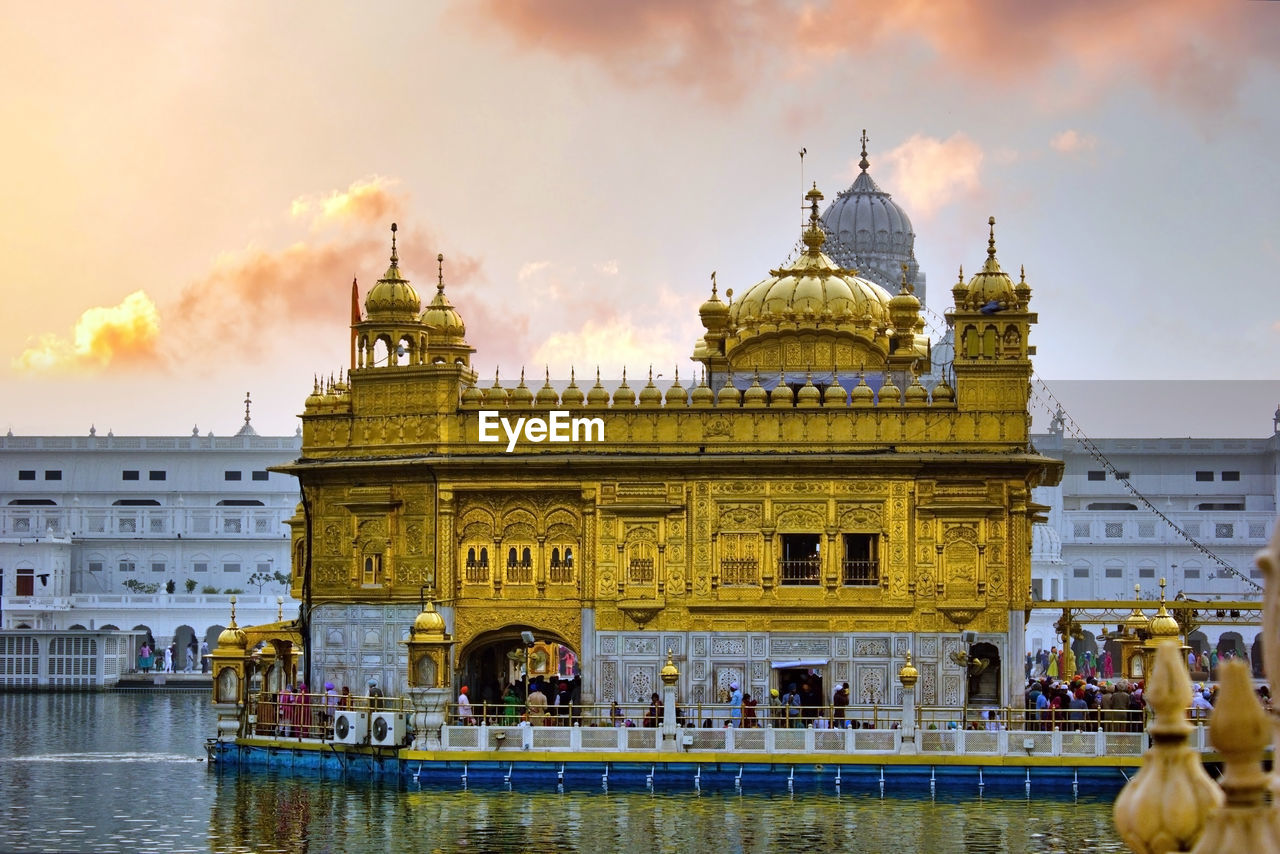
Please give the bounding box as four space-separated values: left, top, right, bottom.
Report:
0 693 1128 854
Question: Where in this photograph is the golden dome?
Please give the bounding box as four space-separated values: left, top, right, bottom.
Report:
716 380 741 406
931 379 954 403
562 369 585 407
1014 264 1031 306
743 376 768 407
461 382 484 406
364 224 422 320
638 369 662 407
1123 586 1151 635
1149 579 1180 638
660 649 679 685
851 373 874 406
612 370 636 406
823 375 846 407
484 369 509 406
664 369 687 406
690 374 714 407
962 217 1016 310
699 278 730 327
898 652 919 687
769 374 793 407
536 368 560 406
905 375 929 405
304 376 324 409
510 369 534 406
878 374 901 406
587 369 610 406
420 254 466 341
723 186 893 373
796 373 821 408
412 603 447 637
217 597 247 649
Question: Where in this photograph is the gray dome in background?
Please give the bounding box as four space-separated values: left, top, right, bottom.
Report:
820 133 926 305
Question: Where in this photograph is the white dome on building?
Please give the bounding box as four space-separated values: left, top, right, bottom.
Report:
1031 522 1063 564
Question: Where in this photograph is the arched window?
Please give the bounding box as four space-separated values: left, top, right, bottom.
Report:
466 547 477 568
507 547 518 568
564 547 573 567
551 547 561 566
479 547 488 567
362 554 382 585
521 547 532 567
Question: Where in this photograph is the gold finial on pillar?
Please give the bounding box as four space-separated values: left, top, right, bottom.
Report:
660 649 679 686
898 651 919 689
276 596 283 622
1114 640 1223 853
228 595 238 628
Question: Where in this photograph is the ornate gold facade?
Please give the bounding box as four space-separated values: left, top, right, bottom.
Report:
276 187 1061 710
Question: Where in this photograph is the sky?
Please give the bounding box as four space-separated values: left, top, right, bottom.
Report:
2 1 1278 439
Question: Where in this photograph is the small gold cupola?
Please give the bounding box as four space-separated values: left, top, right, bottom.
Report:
364 223 422 320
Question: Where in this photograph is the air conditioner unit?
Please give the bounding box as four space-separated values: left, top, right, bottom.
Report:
333 710 369 745
370 711 406 747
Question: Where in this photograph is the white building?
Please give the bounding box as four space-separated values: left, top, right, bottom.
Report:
0 420 301 685
1027 410 1280 670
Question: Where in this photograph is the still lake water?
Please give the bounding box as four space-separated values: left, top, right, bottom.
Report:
0 692 1129 854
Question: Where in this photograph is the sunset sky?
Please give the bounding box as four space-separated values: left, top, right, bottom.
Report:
3 2 1278 438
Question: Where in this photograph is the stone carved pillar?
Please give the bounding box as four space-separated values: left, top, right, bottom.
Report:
409 687 449 750
898 652 919 754
660 650 679 751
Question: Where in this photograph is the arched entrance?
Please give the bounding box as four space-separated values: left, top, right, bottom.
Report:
457 626 580 723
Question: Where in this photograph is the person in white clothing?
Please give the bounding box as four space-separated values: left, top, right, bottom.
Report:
457 685 474 725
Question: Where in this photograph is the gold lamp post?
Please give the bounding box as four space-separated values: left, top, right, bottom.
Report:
403 599 454 751
210 596 250 741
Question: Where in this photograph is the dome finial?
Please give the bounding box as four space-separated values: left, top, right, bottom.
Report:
437 253 445 293
243 391 252 427
859 129 870 173
987 216 997 259
390 222 399 266
711 270 717 298
801 183 826 254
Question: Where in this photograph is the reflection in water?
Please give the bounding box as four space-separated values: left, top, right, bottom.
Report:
0 693 1127 854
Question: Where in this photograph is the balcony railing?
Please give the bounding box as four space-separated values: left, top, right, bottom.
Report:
841 559 880 586
778 558 820 585
505 561 533 583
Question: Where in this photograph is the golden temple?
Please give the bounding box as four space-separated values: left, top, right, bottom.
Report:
262 172 1061 715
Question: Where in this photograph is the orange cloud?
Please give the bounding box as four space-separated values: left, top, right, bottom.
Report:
471 0 1277 113
882 133 983 218
461 0 785 100
1050 130 1098 155
15 181 490 375
14 290 162 373
290 176 406 230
